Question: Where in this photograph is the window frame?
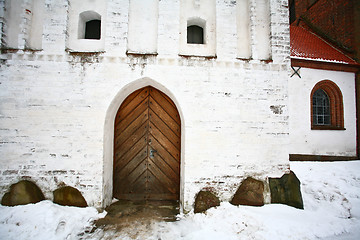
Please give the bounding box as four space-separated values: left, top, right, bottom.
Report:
310 80 345 130
312 89 331 126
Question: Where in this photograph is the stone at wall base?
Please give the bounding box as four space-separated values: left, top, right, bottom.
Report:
1 192 11 206
230 177 264 206
194 190 220 213
53 186 87 207
269 171 304 209
1 180 45 206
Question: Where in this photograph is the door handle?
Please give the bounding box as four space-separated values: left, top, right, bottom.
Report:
150 149 157 157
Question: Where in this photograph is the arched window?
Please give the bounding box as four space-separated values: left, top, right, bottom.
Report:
187 25 204 44
310 80 344 130
312 89 330 125
78 11 101 40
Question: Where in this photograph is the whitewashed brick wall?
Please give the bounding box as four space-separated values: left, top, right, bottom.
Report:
0 0 290 210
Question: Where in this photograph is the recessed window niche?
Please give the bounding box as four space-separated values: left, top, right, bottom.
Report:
66 0 106 52
179 0 216 57
78 11 101 40
187 23 205 44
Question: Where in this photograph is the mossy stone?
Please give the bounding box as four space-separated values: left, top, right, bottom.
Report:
1 192 11 206
1 180 45 206
53 186 87 207
230 177 264 206
194 190 220 213
269 171 304 209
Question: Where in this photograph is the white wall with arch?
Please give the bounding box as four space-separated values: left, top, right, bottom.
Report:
289 67 357 156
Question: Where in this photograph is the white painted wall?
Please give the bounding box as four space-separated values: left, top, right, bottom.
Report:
127 0 158 54
253 0 271 60
0 0 291 211
289 67 357 156
26 0 44 50
237 0 251 59
4 0 23 48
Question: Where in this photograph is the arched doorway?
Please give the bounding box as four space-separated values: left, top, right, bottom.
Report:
113 86 181 201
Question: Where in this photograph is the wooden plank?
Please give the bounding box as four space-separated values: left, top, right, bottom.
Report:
149 136 180 174
162 92 177 109
118 88 143 111
148 162 177 194
115 110 148 147
115 97 148 135
114 138 147 174
128 170 147 194
115 106 148 140
147 170 169 194
114 121 147 158
149 122 179 160
117 161 147 190
116 87 150 123
151 153 179 186
150 88 180 125
116 171 147 197
145 193 179 200
114 142 146 171
116 193 178 201
149 96 180 137
149 109 180 150
116 147 147 178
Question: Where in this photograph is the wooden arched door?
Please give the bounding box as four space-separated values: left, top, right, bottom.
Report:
113 86 180 201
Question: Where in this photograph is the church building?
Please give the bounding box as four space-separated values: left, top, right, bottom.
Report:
1 0 356 211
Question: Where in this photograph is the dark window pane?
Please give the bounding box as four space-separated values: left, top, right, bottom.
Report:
312 89 331 126
324 106 330 115
324 116 331 125
85 20 101 40
187 25 204 44
317 106 323 115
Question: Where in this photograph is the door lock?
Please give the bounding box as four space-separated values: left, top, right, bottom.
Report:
150 149 157 157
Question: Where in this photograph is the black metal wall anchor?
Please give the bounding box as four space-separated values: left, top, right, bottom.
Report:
291 66 301 78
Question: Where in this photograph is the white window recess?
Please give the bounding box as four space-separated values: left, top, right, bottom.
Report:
78 11 101 40
179 0 216 57
66 0 106 53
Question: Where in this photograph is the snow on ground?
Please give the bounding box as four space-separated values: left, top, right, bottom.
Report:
0 200 106 240
1 161 360 240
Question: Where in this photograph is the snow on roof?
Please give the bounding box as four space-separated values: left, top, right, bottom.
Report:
290 24 359 65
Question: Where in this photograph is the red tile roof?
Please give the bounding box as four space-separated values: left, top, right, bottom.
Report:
290 24 359 65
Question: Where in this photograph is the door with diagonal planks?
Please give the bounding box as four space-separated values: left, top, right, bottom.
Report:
113 86 181 201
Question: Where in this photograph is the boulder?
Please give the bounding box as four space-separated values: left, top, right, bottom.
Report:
1 192 11 206
194 190 220 213
230 177 264 206
269 171 304 209
53 186 87 207
1 180 45 206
